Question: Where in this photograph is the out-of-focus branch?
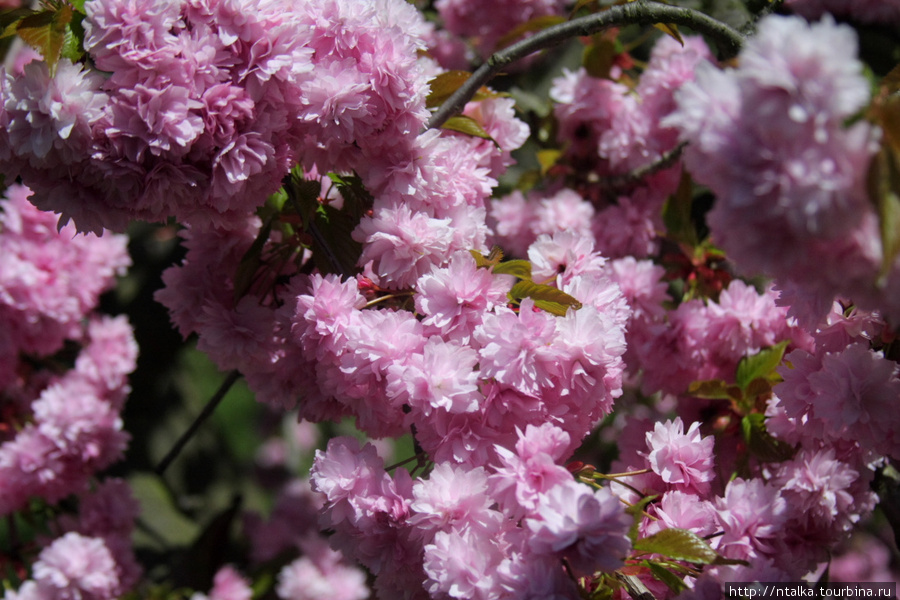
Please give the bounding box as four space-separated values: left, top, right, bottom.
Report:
599 141 688 193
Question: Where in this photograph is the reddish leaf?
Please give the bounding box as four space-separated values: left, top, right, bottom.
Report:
17 3 72 73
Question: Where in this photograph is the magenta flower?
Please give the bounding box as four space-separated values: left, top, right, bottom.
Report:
414 251 512 344
387 337 481 415
277 549 369 600
715 478 787 561
353 203 454 289
643 418 715 496
490 423 574 518
475 299 560 398
409 463 495 536
526 480 631 576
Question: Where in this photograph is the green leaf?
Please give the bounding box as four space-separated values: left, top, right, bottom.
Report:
59 10 84 62
326 172 374 219
742 413 796 463
866 66 900 284
633 528 719 564
286 169 323 231
492 259 532 280
872 64 900 153
265 186 288 213
735 340 789 391
625 494 658 544
687 379 740 401
867 144 900 285
494 14 566 51
128 472 199 549
251 572 275 600
441 115 497 144
427 71 471 107
508 280 581 316
285 169 362 277
744 377 772 400
662 169 698 248
308 203 363 277
532 299 574 316
645 560 688 594
470 246 503 269
0 8 33 39
536 149 561 176
17 3 72 74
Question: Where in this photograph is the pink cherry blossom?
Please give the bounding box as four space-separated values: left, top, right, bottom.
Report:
643 418 715 496
715 478 787 561
526 479 631 576
192 566 252 600
414 251 512 344
409 463 495 536
32 533 122 600
474 299 560 397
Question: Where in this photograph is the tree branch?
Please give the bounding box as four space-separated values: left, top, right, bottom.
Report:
427 1 744 130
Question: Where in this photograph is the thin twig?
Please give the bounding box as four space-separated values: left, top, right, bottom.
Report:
155 370 241 475
427 2 744 130
599 141 688 192
364 291 414 308
599 467 652 479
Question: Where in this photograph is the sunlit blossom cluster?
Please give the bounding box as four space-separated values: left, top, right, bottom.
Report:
0 0 430 233
666 15 900 326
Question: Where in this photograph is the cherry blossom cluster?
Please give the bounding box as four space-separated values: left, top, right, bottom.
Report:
242 476 370 600
158 8 900 599
528 35 716 259
0 185 140 600
665 14 900 326
5 480 143 600
0 0 430 233
309 427 630 599
0 185 134 513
